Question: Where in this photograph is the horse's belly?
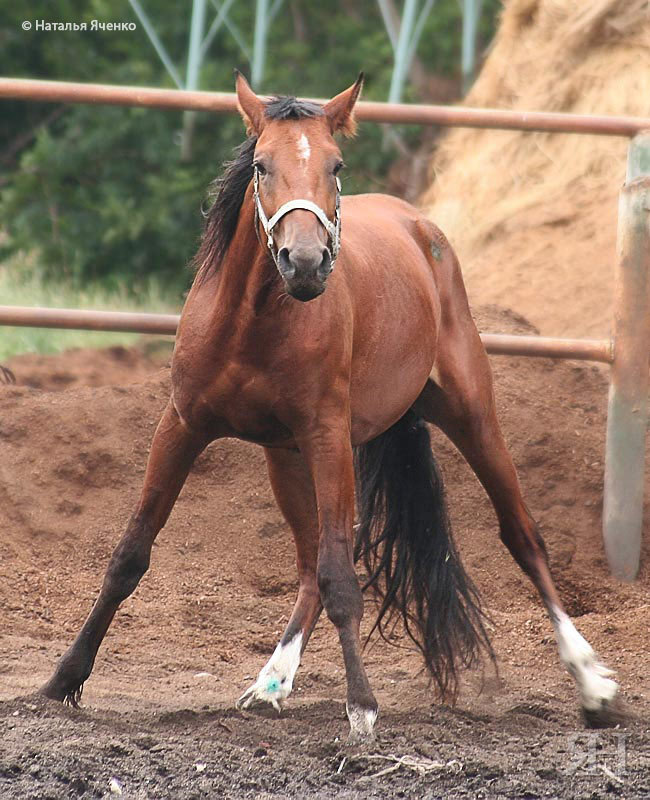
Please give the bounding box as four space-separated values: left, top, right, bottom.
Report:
349 271 438 445
349 356 434 445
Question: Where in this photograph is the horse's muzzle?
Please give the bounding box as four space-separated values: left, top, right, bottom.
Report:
278 246 332 302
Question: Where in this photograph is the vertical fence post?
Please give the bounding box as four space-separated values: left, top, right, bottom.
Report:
603 132 650 580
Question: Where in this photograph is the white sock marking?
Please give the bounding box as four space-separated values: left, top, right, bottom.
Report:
551 607 617 711
346 704 378 742
237 632 303 712
297 133 311 163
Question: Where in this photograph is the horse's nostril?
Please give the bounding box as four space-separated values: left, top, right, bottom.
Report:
277 247 295 280
285 246 327 275
319 248 332 277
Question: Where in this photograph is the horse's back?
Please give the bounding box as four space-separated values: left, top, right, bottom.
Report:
342 193 432 240
341 192 454 285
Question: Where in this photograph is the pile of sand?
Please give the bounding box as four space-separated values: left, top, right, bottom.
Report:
422 0 650 337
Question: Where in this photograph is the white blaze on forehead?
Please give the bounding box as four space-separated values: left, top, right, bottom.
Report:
297 133 311 162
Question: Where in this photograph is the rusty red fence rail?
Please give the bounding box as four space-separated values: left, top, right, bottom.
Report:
2 77 650 136
1 77 648 580
0 305 614 363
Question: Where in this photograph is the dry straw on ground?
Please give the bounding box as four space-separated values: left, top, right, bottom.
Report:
422 0 650 337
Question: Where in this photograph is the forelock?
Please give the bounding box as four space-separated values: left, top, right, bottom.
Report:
264 96 325 122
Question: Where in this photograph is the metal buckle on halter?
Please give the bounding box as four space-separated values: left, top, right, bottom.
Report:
253 167 342 271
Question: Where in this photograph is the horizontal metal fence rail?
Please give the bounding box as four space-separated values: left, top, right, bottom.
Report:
0 306 614 364
0 306 179 335
2 77 650 136
479 333 613 363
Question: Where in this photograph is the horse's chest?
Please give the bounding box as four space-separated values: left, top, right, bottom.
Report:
173 358 298 446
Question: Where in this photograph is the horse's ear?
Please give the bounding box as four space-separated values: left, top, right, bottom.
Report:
235 71 266 136
323 73 364 137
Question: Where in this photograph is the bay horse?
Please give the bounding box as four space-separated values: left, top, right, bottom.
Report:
40 74 618 743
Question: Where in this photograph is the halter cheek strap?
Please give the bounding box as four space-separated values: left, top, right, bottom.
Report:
253 167 342 270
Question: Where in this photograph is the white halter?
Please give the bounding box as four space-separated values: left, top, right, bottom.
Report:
253 167 342 270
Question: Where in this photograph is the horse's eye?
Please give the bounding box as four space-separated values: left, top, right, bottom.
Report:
254 162 267 176
333 162 344 176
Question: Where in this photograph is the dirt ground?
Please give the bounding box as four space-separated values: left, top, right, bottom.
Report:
1 307 649 799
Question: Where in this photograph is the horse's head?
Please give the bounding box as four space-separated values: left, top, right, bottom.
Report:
236 73 363 301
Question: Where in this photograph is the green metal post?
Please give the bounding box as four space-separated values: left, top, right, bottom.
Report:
252 0 269 89
200 0 237 59
603 132 650 580
181 0 207 161
388 0 417 105
461 0 482 93
128 0 183 89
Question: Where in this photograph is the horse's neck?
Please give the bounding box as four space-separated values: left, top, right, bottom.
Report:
212 189 278 312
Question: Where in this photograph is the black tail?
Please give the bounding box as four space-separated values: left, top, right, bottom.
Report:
354 410 494 700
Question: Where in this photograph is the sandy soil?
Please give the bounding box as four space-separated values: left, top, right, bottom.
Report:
1 310 649 799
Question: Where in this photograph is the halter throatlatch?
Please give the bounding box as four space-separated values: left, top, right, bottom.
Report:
253 166 342 271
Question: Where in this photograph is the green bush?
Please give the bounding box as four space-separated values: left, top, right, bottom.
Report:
0 253 176 358
1 0 500 294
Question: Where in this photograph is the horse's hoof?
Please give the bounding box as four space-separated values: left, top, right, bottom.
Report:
574 652 622 729
39 681 65 703
236 634 302 713
0 365 16 385
346 704 378 747
577 660 619 726
236 678 287 713
582 695 627 729
39 679 84 708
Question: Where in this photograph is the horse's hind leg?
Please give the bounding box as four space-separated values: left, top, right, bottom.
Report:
414 316 618 723
237 447 323 711
40 401 205 705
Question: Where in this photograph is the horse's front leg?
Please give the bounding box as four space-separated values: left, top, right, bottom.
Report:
237 447 323 712
40 400 207 705
299 421 379 744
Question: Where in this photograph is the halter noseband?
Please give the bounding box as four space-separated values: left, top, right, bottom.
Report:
253 166 342 271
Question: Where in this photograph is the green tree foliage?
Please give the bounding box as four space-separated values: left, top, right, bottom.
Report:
0 0 500 294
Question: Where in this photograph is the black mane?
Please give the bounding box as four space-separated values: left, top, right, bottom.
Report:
193 96 325 281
